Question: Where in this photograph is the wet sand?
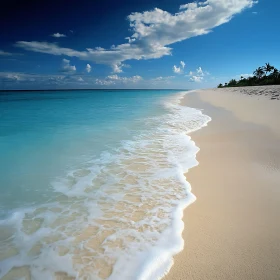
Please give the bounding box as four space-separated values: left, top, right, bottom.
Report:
165 87 280 280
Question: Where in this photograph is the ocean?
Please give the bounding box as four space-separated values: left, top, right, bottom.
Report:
0 89 210 280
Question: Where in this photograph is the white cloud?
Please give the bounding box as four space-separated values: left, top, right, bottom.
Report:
179 2 199 10
95 79 114 86
173 65 182 74
173 60 186 74
4 73 27 81
111 63 131 73
0 72 62 84
0 72 142 88
150 76 175 85
108 74 142 83
196 66 204 76
95 75 142 86
0 72 88 89
15 0 256 70
0 50 22 56
190 75 204 82
0 50 13 56
51 33 67 38
86 63 92 73
16 41 84 57
61 58 76 73
180 61 186 69
112 63 124 73
152 76 175 81
187 66 209 82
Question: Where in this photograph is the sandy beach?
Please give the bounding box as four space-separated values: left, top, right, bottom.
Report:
165 86 280 280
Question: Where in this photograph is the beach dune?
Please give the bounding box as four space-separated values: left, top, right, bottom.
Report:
165 86 280 280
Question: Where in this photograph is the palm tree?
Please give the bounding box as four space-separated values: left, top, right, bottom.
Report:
253 67 265 79
263 63 274 76
271 68 279 79
228 79 237 86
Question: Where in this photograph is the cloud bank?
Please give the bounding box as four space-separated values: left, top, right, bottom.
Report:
0 72 157 89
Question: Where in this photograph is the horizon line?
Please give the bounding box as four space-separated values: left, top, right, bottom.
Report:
0 88 191 92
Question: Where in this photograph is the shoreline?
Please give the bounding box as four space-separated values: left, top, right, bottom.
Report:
0 89 211 280
165 87 280 280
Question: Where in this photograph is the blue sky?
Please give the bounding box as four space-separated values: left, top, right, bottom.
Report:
0 0 279 90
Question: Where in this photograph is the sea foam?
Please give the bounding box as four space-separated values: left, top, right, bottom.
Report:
0 91 211 280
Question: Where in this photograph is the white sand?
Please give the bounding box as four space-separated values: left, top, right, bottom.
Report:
165 87 280 280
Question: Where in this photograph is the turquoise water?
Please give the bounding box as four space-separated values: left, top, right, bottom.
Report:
0 89 210 280
0 90 173 214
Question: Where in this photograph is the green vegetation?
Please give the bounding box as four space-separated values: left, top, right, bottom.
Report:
218 63 280 88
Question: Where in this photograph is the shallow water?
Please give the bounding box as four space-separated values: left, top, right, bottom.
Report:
0 89 210 280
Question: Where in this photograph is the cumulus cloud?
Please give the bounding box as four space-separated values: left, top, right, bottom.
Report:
112 63 131 73
95 75 142 86
112 63 124 73
51 33 67 38
173 65 182 74
173 61 186 74
86 63 92 73
187 66 209 82
190 75 204 82
179 2 199 10
196 67 204 76
15 1 256 71
61 58 76 73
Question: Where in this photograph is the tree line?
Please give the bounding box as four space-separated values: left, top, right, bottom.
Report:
218 63 280 88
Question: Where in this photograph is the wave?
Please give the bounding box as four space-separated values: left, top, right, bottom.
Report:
0 91 211 280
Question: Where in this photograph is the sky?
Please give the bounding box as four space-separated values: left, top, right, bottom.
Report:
0 0 279 90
